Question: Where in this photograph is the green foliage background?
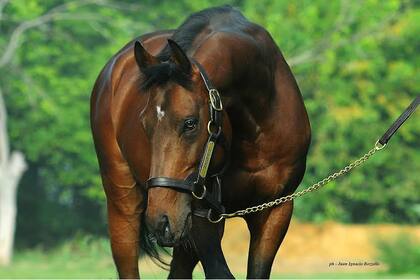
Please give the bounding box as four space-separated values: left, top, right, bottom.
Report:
0 0 418 248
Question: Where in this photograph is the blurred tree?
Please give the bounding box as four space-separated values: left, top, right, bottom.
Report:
0 88 27 265
0 0 418 250
0 0 28 265
240 0 419 223
0 0 149 252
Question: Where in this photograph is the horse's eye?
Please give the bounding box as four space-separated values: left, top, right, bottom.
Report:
183 118 198 132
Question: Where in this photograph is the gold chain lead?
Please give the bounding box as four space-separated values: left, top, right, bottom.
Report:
219 141 386 220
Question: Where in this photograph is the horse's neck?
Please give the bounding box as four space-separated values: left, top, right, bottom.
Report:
225 83 274 142
221 56 276 140
193 31 300 142
200 55 274 123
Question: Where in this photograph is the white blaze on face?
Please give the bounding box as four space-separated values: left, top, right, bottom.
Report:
156 105 165 121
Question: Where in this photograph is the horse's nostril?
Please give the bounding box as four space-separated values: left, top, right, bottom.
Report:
160 215 172 241
163 223 171 239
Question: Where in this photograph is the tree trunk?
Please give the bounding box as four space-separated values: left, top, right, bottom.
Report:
0 89 27 266
0 174 17 266
0 152 26 265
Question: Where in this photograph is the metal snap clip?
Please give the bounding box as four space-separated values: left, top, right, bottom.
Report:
374 140 387 151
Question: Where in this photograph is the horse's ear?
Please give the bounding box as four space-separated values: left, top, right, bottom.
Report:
167 39 191 74
134 41 158 71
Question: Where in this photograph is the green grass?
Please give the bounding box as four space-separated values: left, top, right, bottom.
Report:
0 235 418 279
271 273 416 279
376 233 420 276
0 236 116 278
0 235 200 279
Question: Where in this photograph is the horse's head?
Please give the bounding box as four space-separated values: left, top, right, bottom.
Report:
135 40 231 246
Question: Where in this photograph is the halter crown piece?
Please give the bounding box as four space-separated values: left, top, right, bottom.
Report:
145 60 229 223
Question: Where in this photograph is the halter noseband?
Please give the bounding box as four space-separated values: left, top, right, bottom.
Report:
145 60 229 223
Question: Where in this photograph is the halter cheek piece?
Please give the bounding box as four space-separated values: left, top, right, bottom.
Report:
145 60 229 223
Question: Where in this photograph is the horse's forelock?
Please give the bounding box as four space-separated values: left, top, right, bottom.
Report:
140 62 192 91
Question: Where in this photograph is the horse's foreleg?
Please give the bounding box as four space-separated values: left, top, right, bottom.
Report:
168 244 199 279
245 200 293 279
190 216 234 279
105 184 143 279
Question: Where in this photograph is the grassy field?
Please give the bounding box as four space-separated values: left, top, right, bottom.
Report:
0 247 398 279
0 248 414 279
1 221 419 279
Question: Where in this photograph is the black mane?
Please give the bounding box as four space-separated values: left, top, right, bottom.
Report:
140 5 247 90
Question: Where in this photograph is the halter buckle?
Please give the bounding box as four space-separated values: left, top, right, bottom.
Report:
209 89 223 111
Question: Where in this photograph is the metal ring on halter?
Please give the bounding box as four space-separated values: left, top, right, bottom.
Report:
207 209 224 223
192 184 207 200
374 140 387 151
207 121 221 136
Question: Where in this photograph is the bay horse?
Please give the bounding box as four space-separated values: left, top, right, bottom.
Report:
90 5 310 279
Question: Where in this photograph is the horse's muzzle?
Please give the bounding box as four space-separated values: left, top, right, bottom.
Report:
147 211 192 247
155 214 175 247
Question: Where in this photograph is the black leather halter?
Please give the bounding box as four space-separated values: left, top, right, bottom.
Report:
145 60 229 222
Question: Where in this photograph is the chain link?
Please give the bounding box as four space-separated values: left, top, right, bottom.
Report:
219 141 386 220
